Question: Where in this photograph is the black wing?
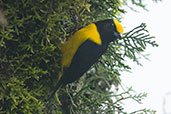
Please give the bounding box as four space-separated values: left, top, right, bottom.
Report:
60 39 108 85
48 40 108 99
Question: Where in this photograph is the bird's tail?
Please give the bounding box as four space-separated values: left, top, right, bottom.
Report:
47 79 62 100
48 77 62 99
47 71 63 99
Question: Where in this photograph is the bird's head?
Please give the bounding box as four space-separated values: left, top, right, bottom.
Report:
95 19 124 43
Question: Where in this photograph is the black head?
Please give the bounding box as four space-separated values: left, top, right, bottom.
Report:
95 19 123 43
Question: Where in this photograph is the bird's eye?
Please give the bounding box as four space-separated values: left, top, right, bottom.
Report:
105 23 114 30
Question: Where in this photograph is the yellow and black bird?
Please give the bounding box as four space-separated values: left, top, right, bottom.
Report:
48 19 123 99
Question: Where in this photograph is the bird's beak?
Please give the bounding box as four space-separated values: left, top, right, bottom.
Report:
119 33 122 39
114 32 122 39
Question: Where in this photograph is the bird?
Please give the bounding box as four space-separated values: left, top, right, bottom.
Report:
48 19 123 99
